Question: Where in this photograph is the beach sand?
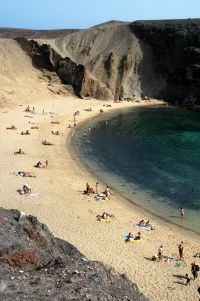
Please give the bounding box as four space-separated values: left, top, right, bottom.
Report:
0 96 200 301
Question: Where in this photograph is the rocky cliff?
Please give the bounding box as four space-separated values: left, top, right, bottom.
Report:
0 18 199 103
130 19 200 104
0 208 147 301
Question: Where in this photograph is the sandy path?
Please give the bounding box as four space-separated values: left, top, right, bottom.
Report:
0 96 199 301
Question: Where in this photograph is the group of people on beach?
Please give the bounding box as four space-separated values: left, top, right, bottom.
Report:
84 182 111 200
25 106 35 113
21 130 30 135
125 231 142 242
84 176 200 295
7 102 200 299
11 105 53 196
155 241 200 285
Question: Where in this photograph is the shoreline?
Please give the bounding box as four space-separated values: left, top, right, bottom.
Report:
69 106 200 241
1 96 200 301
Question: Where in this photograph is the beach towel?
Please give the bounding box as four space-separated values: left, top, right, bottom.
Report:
163 255 176 262
18 190 40 197
22 193 40 197
135 224 153 231
122 234 142 243
122 234 135 238
174 261 182 268
95 195 108 201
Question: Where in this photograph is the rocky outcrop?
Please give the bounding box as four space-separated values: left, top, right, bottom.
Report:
50 21 142 100
16 38 86 97
130 19 200 104
0 208 147 301
3 19 200 102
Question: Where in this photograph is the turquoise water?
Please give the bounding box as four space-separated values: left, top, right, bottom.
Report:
72 106 200 233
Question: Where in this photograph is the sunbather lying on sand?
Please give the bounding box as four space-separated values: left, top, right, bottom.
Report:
17 171 36 178
14 149 25 155
51 130 59 135
125 231 141 243
7 125 17 130
97 212 113 221
137 219 154 230
125 232 134 243
34 161 45 168
18 184 32 195
42 140 54 145
51 121 60 124
31 126 39 129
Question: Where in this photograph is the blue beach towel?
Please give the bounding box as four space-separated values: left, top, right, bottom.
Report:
135 224 152 231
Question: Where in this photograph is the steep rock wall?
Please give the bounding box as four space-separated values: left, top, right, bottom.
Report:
52 22 142 100
130 19 200 103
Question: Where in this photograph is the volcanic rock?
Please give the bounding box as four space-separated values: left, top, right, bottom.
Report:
0 208 147 301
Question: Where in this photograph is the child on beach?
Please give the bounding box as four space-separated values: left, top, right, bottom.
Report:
158 245 164 261
180 207 184 218
185 274 191 285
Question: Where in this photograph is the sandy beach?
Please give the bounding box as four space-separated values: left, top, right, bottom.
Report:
0 96 200 301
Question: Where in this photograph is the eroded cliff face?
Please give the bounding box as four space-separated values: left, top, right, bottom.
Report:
3 19 200 102
0 208 147 301
52 22 142 100
14 21 142 100
130 19 200 104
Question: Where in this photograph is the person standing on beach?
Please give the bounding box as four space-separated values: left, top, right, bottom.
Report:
96 181 99 195
105 186 111 198
178 241 184 260
197 287 200 301
158 245 164 261
180 207 184 218
86 183 90 194
191 262 199 280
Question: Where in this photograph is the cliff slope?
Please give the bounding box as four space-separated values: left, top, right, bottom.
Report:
0 19 200 103
0 39 72 107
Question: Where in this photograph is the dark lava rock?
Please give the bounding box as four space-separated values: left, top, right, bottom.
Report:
0 208 148 301
16 38 85 98
131 19 200 104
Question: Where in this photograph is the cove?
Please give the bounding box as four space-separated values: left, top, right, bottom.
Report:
72 105 200 233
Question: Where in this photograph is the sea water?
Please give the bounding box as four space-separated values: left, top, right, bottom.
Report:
72 105 200 233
